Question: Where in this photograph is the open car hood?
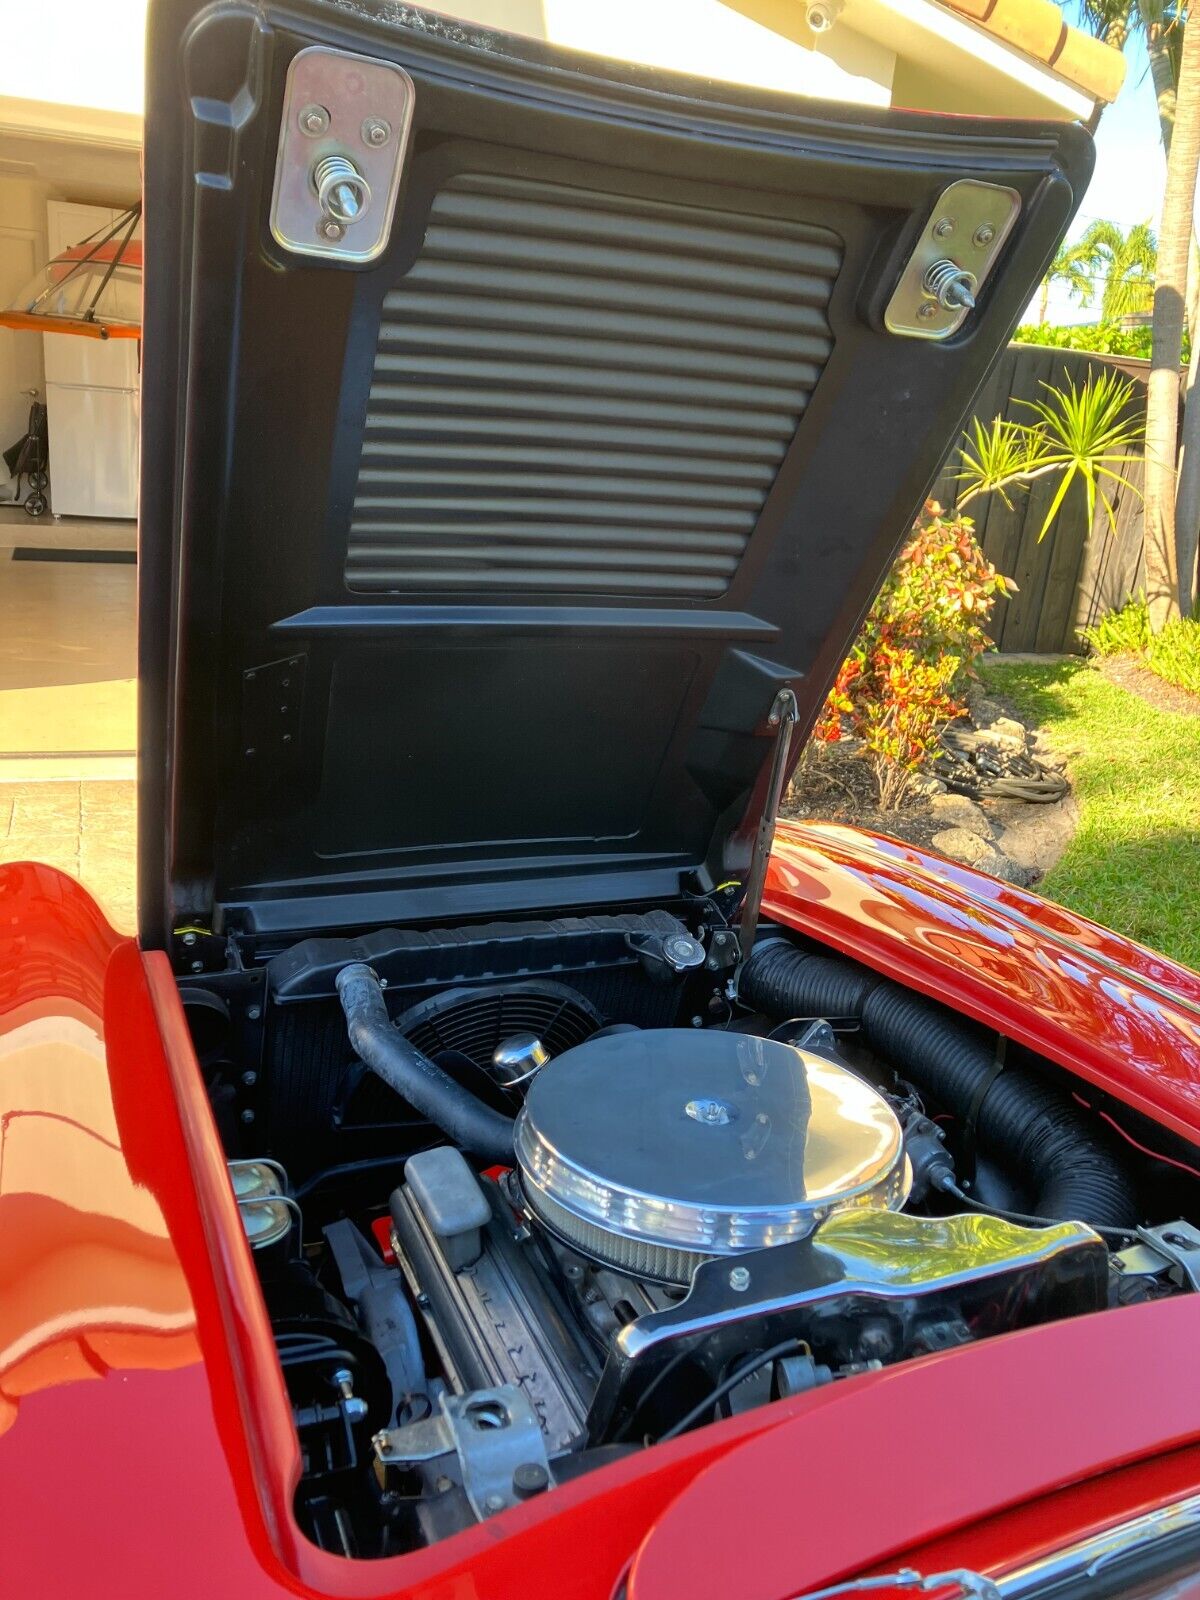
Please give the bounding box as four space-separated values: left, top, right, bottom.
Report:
139 0 1092 948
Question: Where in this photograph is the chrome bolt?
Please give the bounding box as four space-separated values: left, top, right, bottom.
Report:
485 1493 507 1514
240 1107 255 1124
241 1070 257 1088
299 104 330 137
728 1265 751 1292
247 1005 261 1021
933 216 955 239
182 931 197 946
361 116 391 147
319 218 345 242
917 302 938 320
973 222 996 247
332 1368 354 1398
191 960 204 973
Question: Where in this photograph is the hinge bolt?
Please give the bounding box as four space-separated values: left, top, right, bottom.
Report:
973 222 996 247
933 216 955 238
729 1266 751 1292
362 116 391 147
299 104 330 137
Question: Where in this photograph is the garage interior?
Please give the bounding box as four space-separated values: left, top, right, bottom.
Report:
0 119 139 928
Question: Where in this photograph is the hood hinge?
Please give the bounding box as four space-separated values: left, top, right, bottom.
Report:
736 687 799 971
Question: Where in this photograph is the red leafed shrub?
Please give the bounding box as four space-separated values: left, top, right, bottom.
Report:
813 504 1014 808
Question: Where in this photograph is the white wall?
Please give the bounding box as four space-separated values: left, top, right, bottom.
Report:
0 175 51 501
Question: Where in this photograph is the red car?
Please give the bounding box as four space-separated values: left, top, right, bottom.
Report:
6 3 1200 1597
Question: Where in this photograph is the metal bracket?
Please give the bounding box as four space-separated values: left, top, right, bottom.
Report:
737 688 799 968
1135 1221 1200 1291
885 181 1020 340
270 47 414 263
374 1386 552 1520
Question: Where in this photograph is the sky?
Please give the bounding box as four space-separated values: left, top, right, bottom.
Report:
1038 14 1169 322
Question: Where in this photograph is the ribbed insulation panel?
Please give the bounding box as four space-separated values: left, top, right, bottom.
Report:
346 172 841 596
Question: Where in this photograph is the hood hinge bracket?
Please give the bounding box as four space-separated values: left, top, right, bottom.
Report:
736 687 799 973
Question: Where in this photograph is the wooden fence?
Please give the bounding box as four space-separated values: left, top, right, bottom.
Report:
931 344 1148 654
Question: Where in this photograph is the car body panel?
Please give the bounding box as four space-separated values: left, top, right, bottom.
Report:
764 822 1200 1146
5 832 1200 1596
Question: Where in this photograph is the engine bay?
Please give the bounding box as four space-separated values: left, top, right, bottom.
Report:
187 904 1200 1559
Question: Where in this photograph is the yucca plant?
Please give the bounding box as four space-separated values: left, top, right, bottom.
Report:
956 415 1038 509
956 369 1143 539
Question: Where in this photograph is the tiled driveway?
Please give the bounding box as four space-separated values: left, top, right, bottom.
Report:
0 779 136 931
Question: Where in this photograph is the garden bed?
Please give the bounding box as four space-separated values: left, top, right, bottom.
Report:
785 676 1076 888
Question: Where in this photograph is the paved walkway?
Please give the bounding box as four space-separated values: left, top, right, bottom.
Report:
0 779 136 931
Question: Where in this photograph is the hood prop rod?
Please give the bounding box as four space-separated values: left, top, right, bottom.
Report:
736 688 799 973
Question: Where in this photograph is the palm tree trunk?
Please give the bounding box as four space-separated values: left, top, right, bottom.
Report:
1147 23 1178 153
1039 277 1050 324
1174 330 1200 613
1145 16 1200 627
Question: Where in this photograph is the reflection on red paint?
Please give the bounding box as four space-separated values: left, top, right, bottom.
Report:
0 868 199 1438
765 823 1200 1143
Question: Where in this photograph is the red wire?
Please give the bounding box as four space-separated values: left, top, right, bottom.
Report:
1072 1092 1200 1180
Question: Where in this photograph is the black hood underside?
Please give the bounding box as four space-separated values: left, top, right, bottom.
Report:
139 0 1092 948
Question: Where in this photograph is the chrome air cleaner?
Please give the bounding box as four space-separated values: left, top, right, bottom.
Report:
514 1029 910 1284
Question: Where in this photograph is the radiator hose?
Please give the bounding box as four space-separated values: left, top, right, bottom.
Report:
741 941 1139 1229
336 964 515 1166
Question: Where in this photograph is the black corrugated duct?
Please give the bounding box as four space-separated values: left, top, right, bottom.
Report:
741 940 1139 1229
346 172 841 597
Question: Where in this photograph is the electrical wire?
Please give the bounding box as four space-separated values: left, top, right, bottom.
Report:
656 1339 805 1443
1070 1093 1200 1182
937 1177 1139 1245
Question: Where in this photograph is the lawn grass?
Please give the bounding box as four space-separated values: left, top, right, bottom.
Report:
979 657 1200 971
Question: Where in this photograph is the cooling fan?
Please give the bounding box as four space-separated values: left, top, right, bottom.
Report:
339 981 604 1125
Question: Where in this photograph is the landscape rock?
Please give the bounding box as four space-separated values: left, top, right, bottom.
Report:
927 792 993 835
907 771 948 798
930 827 1032 885
989 792 1080 878
977 715 1029 753
966 686 1006 727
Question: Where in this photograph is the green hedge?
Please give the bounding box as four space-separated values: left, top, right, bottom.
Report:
1014 323 1190 362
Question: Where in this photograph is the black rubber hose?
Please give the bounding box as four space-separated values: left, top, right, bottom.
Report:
739 941 879 1020
741 943 1139 1229
335 964 515 1165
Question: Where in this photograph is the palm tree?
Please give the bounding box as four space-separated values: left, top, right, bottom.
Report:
1076 219 1158 321
1144 14 1200 624
1081 0 1184 151
1037 239 1095 322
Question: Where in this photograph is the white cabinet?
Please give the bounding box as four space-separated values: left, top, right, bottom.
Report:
43 199 140 519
